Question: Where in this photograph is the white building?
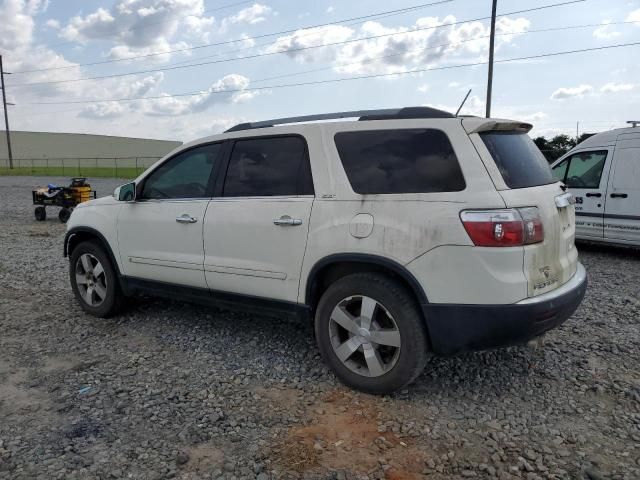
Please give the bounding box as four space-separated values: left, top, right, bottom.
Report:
0 130 182 171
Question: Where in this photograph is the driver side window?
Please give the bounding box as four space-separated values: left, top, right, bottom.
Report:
553 150 607 189
141 143 221 199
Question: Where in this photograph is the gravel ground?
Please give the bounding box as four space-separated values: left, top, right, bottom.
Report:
0 175 639 480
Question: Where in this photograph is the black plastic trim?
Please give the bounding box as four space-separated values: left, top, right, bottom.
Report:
63 227 122 276
422 273 587 355
358 106 453 121
576 212 640 221
305 253 429 306
123 277 311 320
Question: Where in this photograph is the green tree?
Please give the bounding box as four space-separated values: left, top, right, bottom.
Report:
534 133 595 163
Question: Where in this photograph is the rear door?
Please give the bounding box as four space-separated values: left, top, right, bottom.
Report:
472 129 578 298
604 135 640 244
551 149 613 240
202 135 314 302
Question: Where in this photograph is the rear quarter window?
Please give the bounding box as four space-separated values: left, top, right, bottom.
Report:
480 131 555 189
334 128 466 194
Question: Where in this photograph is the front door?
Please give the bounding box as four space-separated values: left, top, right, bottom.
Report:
552 149 612 240
117 143 223 288
604 144 640 243
203 135 314 302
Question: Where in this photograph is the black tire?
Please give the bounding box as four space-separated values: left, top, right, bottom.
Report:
314 272 429 395
34 206 46 221
58 208 71 223
69 240 125 318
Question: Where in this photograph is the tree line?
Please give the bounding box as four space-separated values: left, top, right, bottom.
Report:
533 133 595 163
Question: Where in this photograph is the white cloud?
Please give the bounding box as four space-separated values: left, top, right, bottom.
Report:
417 84 429 93
626 8 640 23
58 0 215 62
327 6 334 14
144 74 254 115
265 15 529 75
521 111 548 122
601 82 637 93
79 102 128 119
550 84 593 100
225 3 272 25
45 18 60 29
593 21 621 40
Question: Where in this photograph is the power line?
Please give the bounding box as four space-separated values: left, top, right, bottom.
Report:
13 0 453 74
242 21 640 85
12 20 627 110
10 0 584 84
20 41 640 106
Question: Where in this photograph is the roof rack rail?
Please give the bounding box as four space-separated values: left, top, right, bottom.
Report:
224 106 454 132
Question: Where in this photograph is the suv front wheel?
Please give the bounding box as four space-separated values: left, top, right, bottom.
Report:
314 273 429 394
69 241 124 318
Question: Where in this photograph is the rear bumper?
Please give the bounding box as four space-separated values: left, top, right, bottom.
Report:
422 262 587 355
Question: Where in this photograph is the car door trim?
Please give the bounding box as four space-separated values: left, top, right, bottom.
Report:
203 264 287 280
129 256 203 270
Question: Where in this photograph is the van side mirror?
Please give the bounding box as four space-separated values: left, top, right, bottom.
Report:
116 182 136 201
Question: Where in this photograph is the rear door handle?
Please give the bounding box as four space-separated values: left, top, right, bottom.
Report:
176 214 198 223
610 193 628 198
585 192 601 198
273 215 303 226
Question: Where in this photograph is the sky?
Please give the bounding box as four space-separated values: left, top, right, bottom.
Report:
0 0 639 142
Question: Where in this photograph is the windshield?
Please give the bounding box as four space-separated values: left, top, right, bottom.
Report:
480 131 555 189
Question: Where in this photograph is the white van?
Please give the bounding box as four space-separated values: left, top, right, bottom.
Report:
551 123 640 247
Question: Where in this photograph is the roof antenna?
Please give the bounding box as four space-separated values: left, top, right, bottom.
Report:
455 89 472 117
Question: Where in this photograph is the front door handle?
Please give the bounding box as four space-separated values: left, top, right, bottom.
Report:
610 193 628 198
273 215 303 226
176 214 198 224
585 192 602 198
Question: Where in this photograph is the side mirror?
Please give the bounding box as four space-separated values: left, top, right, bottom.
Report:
116 182 136 201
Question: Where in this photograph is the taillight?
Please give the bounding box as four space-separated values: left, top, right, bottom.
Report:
460 208 544 247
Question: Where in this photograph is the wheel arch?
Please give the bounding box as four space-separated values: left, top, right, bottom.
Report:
305 253 429 308
305 254 432 349
64 227 122 277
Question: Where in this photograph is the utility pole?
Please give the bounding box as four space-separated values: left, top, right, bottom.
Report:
576 121 579 143
0 55 14 169
485 0 498 118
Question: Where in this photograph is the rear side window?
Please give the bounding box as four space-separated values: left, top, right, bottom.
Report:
480 131 555 189
223 136 314 197
334 129 466 194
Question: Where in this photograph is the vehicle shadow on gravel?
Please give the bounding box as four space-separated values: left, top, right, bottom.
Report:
118 294 542 398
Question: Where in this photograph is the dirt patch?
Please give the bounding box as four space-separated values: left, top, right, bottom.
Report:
273 389 430 478
178 443 225 478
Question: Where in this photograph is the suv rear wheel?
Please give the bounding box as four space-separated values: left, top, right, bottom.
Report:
69 241 124 318
314 273 429 394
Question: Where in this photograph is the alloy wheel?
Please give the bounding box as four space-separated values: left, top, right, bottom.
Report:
75 253 108 307
328 295 401 377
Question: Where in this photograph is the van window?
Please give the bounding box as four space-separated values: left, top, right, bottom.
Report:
563 150 607 188
334 129 466 194
480 131 555 189
552 159 568 182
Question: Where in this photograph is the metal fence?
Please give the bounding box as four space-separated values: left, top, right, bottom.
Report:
0 156 162 177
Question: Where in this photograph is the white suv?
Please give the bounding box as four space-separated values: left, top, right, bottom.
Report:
64 107 587 394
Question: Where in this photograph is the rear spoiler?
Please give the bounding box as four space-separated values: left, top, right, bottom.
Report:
462 118 533 134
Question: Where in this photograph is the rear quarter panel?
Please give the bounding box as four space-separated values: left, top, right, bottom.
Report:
298 119 514 304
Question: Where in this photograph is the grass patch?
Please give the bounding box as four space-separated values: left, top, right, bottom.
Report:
0 166 145 178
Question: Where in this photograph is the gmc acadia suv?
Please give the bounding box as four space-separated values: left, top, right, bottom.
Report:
64 107 587 394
